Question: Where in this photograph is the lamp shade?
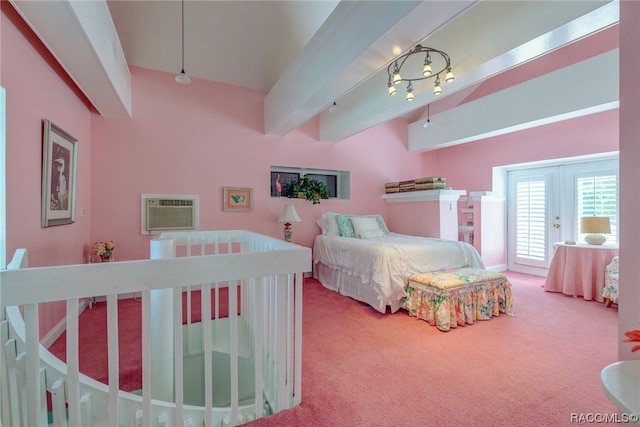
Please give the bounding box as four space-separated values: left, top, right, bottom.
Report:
278 204 301 224
580 216 611 234
175 71 191 84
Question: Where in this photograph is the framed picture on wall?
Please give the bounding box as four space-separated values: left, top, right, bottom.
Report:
223 187 253 211
41 119 78 227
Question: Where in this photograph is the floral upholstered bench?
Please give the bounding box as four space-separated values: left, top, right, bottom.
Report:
404 268 514 331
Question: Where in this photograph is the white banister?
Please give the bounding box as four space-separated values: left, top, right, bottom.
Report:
106 294 120 427
149 236 176 403
202 282 213 427
294 272 303 406
173 286 185 427
230 279 239 424
24 303 44 427
65 298 81 426
1 231 310 426
3 336 19 425
141 290 152 427
51 379 67 427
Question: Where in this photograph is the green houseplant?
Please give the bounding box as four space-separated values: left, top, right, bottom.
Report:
285 174 331 204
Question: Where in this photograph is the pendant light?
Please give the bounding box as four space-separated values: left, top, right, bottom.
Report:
175 0 191 84
423 104 432 128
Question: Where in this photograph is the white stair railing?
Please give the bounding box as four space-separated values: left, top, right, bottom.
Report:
0 230 310 426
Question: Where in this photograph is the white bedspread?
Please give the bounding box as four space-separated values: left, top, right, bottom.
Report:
313 233 484 312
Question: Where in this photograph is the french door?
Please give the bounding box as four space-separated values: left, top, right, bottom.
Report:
507 167 561 275
506 158 618 275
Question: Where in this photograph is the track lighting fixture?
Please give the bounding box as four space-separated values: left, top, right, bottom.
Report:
386 44 454 100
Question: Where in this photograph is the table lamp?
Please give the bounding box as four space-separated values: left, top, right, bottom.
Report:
580 216 611 245
278 204 301 242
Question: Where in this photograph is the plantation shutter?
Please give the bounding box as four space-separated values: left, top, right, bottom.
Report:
515 179 547 261
576 175 618 244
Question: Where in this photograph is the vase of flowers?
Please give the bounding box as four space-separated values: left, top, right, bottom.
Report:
92 241 116 262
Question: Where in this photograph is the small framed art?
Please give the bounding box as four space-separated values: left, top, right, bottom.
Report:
41 119 78 227
223 187 253 211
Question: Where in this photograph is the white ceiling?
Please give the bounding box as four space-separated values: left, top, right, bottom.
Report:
106 0 342 93
9 0 619 150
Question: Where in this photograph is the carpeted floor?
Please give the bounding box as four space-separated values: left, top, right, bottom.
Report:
247 272 619 426
48 272 620 426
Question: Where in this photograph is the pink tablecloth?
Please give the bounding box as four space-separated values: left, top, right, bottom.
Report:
543 243 619 302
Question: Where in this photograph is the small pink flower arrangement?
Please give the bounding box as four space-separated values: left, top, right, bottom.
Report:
623 326 640 352
92 241 115 258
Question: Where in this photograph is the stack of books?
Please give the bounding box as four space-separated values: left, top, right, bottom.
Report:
385 177 446 193
385 182 400 193
414 177 446 190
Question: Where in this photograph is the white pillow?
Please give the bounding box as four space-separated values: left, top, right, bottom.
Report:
323 212 342 236
351 216 384 239
316 216 329 234
367 214 390 234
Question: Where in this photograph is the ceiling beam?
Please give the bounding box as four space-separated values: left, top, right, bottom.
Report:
9 0 132 118
408 50 619 151
264 0 476 137
318 0 618 142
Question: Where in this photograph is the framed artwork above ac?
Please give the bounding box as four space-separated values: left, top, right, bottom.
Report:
41 119 78 227
223 187 253 211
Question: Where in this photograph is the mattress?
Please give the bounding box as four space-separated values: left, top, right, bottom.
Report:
313 233 484 313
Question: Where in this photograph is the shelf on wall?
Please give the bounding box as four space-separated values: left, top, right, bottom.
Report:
382 189 466 202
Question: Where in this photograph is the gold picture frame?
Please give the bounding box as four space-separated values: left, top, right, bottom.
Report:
41 119 78 227
223 187 253 212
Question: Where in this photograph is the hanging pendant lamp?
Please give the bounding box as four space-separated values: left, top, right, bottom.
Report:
175 0 191 84
423 104 432 128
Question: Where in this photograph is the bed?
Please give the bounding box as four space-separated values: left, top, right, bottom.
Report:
313 212 484 314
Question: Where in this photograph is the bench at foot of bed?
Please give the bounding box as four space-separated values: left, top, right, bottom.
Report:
404 268 514 332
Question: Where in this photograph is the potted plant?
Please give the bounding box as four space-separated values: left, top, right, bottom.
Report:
285 174 331 204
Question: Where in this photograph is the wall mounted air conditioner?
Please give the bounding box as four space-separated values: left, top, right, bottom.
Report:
141 194 199 234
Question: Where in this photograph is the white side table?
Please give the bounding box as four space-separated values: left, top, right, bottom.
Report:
601 360 640 422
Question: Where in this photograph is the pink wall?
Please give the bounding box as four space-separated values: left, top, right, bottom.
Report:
2 4 93 336
429 108 619 192
89 66 424 258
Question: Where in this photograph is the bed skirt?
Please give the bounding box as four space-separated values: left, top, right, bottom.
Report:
404 268 514 331
313 261 402 314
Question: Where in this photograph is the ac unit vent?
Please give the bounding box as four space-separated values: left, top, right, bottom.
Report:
144 196 197 232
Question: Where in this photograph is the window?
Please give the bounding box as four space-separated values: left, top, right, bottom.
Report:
270 166 350 200
576 174 618 244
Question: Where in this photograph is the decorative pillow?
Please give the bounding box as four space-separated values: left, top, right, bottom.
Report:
323 212 342 236
336 214 356 238
351 216 385 239
369 215 390 234
316 216 329 234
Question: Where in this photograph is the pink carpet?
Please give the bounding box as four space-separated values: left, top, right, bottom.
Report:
247 272 619 426
47 288 238 391
49 272 620 426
